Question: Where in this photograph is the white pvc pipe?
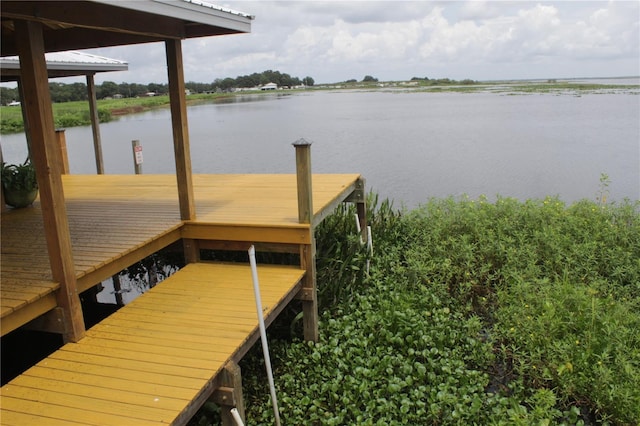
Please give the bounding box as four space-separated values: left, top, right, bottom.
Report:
231 408 245 426
248 246 282 426
354 213 364 245
366 225 373 275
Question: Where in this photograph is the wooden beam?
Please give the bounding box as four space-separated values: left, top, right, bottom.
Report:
181 223 311 245
14 19 85 342
293 139 318 342
55 130 69 174
24 307 66 334
350 178 368 243
0 292 58 336
86 74 104 174
197 240 301 254
300 241 318 342
216 362 245 426
165 39 195 221
293 138 314 224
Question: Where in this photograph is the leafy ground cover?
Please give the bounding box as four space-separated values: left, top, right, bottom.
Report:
192 193 639 425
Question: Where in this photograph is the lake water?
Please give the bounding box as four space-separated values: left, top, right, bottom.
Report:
2 88 639 208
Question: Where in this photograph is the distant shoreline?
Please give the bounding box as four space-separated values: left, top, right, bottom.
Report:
1 80 638 135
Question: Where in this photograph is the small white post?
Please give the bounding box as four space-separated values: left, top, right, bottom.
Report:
248 245 281 426
231 408 245 426
132 139 143 174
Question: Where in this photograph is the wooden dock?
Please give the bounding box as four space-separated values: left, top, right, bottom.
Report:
1 172 365 424
1 4 367 423
1 173 362 336
1 262 304 425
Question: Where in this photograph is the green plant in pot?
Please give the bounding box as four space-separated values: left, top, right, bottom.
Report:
1 158 38 208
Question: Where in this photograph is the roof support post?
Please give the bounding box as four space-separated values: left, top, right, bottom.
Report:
293 139 318 342
14 19 85 342
165 38 195 221
86 74 105 174
166 39 199 263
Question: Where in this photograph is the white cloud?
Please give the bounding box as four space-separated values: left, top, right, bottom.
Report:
80 1 639 85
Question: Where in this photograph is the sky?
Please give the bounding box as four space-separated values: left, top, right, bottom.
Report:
68 1 640 85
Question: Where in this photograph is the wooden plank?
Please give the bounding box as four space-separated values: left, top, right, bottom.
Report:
58 342 219 372
34 357 204 390
49 348 214 381
0 293 57 335
9 374 187 412
22 365 197 400
1 385 176 423
181 223 311 244
1 261 306 425
0 395 162 426
0 409 86 426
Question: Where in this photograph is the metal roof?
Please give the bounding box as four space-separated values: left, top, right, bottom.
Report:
0 51 128 81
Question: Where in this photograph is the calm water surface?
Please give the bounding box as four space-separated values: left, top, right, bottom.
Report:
2 90 638 208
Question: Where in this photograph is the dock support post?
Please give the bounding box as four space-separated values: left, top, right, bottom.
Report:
15 19 85 342
215 361 246 426
166 38 199 265
86 74 105 174
131 140 143 175
55 129 69 174
354 178 368 243
293 139 319 342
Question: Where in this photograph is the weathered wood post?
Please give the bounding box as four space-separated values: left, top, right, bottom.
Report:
15 19 85 342
86 74 105 174
293 138 319 342
0 147 6 212
165 38 199 264
111 274 125 306
131 139 143 174
214 361 246 426
55 129 70 174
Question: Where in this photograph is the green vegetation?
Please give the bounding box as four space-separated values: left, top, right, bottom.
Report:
1 157 37 192
0 93 240 134
192 192 640 425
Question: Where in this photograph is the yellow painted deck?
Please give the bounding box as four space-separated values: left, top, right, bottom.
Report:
0 262 305 425
1 173 361 335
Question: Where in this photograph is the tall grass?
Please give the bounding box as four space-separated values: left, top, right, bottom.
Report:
221 194 640 426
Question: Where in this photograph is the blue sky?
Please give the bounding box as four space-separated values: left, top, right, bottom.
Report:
64 1 640 84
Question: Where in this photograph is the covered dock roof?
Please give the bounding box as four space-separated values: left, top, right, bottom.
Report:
0 51 128 81
0 0 254 344
0 0 253 56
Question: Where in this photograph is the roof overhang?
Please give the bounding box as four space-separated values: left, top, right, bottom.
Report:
0 0 253 57
0 51 129 82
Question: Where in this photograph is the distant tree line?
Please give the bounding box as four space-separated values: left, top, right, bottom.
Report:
214 70 314 91
0 70 315 105
410 77 477 85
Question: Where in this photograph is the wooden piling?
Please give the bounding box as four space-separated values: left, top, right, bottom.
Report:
216 361 245 426
293 138 319 342
131 140 143 175
55 129 69 174
86 74 105 174
15 19 85 343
